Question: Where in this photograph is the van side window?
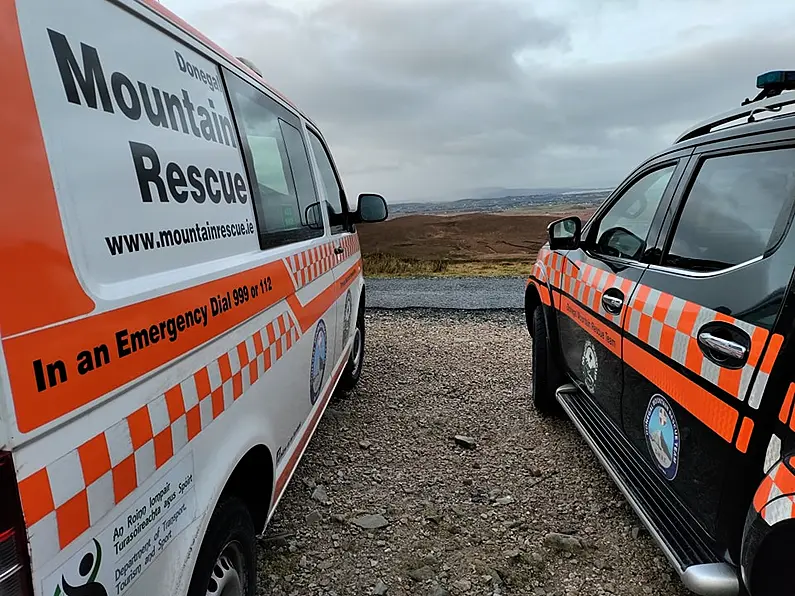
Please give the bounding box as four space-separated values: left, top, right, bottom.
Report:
224 71 323 248
308 130 348 234
664 149 795 272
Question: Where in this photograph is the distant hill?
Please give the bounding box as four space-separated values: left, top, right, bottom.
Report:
388 188 612 217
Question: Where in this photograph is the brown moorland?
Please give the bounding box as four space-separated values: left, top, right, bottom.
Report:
357 209 595 277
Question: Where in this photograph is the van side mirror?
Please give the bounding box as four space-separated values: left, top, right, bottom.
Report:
548 216 581 250
353 193 388 223
305 202 323 230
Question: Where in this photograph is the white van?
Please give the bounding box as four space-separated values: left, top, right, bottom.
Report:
0 1 388 594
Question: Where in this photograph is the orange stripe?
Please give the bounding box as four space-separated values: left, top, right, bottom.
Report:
623 341 738 442
779 384 795 424
677 302 700 336
4 258 292 433
632 284 651 311
652 292 674 323
530 279 551 306
747 327 769 369
735 417 754 454
754 474 775 512
17 469 54 526
559 296 621 357
718 366 743 399
287 260 361 333
760 333 784 375
684 337 705 377
0 0 95 336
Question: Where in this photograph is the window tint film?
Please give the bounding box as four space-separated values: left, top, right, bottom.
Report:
665 149 795 272
225 72 323 247
308 131 347 234
592 166 675 261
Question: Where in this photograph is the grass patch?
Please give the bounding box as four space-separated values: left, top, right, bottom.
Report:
363 252 533 278
363 252 449 277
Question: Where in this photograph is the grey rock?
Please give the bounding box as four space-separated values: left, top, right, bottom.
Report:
452 579 472 591
494 495 514 506
504 549 522 563
409 566 436 582
543 532 583 552
489 569 504 587
312 485 330 505
429 586 451 596
454 435 477 449
359 439 372 449
631 525 646 539
373 579 389 595
353 514 389 529
306 511 323 525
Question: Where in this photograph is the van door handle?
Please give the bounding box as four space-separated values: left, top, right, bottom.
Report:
601 289 624 315
334 246 344 255
697 332 747 360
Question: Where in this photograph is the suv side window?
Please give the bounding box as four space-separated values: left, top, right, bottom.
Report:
590 166 675 261
224 71 323 248
663 148 795 272
308 130 348 234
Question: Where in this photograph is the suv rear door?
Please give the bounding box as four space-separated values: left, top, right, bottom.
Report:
554 151 689 425
620 137 795 546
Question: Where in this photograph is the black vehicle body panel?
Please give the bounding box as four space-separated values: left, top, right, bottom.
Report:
527 111 795 593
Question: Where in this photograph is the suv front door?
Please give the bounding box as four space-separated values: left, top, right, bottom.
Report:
555 154 688 425
620 140 795 546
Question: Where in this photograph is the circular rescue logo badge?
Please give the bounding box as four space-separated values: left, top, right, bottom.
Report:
342 290 353 348
310 320 327 405
581 340 598 394
644 394 680 480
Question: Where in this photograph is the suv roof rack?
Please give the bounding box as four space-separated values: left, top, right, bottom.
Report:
675 71 795 144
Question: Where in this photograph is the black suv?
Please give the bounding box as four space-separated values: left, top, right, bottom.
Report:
525 72 795 596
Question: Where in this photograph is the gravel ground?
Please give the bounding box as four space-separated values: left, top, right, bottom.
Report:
257 310 690 596
366 277 526 310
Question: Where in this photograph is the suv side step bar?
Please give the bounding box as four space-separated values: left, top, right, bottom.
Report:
555 384 740 596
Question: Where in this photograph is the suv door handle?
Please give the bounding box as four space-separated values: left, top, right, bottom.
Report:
697 332 747 360
601 289 624 315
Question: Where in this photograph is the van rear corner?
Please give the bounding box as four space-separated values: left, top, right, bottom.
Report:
0 451 34 595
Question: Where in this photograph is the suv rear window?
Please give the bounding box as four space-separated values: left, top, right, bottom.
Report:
664 148 795 272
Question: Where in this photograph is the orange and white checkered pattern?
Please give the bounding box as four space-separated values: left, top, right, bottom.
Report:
536 250 782 406
754 456 795 524
286 235 360 290
18 311 300 559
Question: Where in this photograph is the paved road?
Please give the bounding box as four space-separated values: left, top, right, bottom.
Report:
366 276 526 310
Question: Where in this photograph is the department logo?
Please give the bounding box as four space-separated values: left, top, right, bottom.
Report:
644 394 680 481
581 340 598 394
310 319 327 405
53 539 106 596
342 291 353 348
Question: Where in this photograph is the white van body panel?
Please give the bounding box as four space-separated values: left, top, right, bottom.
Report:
0 0 367 594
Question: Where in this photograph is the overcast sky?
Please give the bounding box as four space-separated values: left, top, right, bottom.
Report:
163 0 795 203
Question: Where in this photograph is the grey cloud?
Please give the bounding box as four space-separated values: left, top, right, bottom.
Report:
184 0 795 201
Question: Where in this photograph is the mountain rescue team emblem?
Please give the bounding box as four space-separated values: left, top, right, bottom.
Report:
342 290 353 348
581 339 598 394
310 319 327 405
644 394 680 481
